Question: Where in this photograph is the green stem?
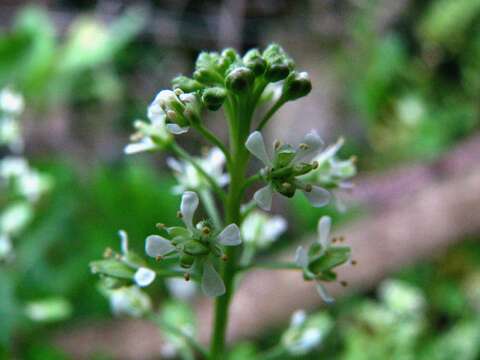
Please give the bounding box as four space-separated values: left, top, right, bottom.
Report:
169 143 227 202
257 97 286 131
199 189 222 229
240 173 263 193
239 261 300 272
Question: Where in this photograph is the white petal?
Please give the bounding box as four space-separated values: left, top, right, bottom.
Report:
217 224 241 246
317 216 331 249
166 157 184 173
166 123 189 135
201 262 225 297
118 230 128 254
124 138 157 154
245 131 272 166
303 186 330 208
218 174 230 187
315 283 335 304
181 191 199 230
145 235 176 257
264 216 287 242
295 130 324 161
295 246 309 268
207 147 226 169
134 267 156 287
254 184 273 211
290 310 307 327
315 137 344 165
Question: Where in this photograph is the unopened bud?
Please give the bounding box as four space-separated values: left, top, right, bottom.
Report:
225 67 255 93
283 71 312 101
243 49 266 76
172 75 204 93
202 87 227 111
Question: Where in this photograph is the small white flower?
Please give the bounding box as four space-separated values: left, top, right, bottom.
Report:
245 130 330 211
167 147 229 194
241 210 287 249
0 156 28 178
282 309 333 355
0 202 33 236
109 286 152 317
0 88 24 115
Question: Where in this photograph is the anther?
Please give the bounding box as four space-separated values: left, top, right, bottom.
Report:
282 182 292 189
332 237 338 243
155 255 163 261
339 236 345 242
221 254 228 262
311 161 319 169
174 88 183 96
350 155 357 164
156 223 165 230
184 272 190 281
202 226 211 235
177 211 183 219
305 184 313 192
130 132 143 141
351 260 357 266
340 281 348 287
299 143 310 150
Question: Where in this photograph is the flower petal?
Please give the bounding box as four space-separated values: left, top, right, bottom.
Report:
254 184 273 211
181 191 199 230
124 138 157 154
295 246 309 268
217 224 241 246
145 235 176 257
317 216 331 249
134 267 156 287
315 283 335 304
245 131 272 166
166 157 184 173
303 186 330 208
118 230 128 254
295 130 324 161
201 261 225 297
166 123 189 135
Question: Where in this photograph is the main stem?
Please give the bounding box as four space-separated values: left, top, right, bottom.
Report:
210 96 250 359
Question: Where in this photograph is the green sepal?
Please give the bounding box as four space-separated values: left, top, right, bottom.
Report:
180 253 195 268
184 240 210 256
90 259 135 279
166 226 191 239
293 162 314 176
308 246 351 274
317 269 337 282
273 144 296 168
225 67 255 93
282 71 312 101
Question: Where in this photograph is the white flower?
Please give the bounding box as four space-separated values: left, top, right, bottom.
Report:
0 116 23 151
0 234 12 260
166 278 197 300
245 130 330 211
0 202 33 236
0 88 24 115
241 210 287 249
109 286 152 317
167 147 229 193
295 216 351 304
0 156 28 179
281 309 333 355
145 191 242 297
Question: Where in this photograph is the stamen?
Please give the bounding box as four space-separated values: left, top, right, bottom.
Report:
155 256 163 261
202 226 211 235
156 223 166 230
184 272 190 281
304 184 313 192
351 260 357 266
311 161 319 169
340 281 348 287
299 143 310 150
221 254 228 262
177 211 183 219
130 132 143 141
273 139 282 150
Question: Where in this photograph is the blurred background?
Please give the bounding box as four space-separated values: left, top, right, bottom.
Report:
1 0 480 359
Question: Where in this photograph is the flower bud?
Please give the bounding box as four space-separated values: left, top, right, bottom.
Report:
183 240 209 256
194 68 221 85
283 71 312 101
225 67 255 93
263 44 294 82
172 75 204 93
243 49 266 76
265 61 291 82
221 48 239 64
202 87 227 111
180 253 195 268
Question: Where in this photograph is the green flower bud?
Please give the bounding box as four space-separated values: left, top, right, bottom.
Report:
183 240 209 256
90 259 134 280
283 71 312 101
274 145 296 168
221 48 239 65
202 87 227 111
243 49 266 76
265 61 291 82
194 68 222 85
180 253 195 268
225 67 255 93
263 44 294 82
172 75 204 93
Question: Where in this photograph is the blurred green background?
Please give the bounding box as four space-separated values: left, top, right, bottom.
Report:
0 1 479 359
